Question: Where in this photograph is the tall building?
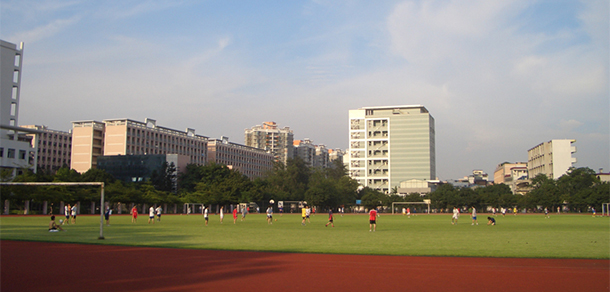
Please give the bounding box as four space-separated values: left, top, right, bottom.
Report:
293 139 315 167
348 105 435 193
244 121 293 165
0 40 39 176
22 125 72 173
527 139 576 179
207 136 274 179
71 118 208 173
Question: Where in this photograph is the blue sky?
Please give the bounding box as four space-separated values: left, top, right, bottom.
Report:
1 0 608 180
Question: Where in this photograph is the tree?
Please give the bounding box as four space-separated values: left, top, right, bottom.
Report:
150 162 177 193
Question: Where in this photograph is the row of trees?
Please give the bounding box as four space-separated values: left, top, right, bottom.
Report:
2 157 607 214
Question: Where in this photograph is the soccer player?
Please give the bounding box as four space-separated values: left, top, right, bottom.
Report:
148 206 155 224
220 206 224 223
71 204 77 224
471 207 478 225
266 206 273 224
301 205 307 226
204 206 209 226
131 205 138 223
501 207 506 217
451 207 460 225
513 207 517 216
64 204 71 225
325 209 334 227
544 207 549 218
104 206 112 226
156 205 162 221
402 207 406 216
487 217 496 225
49 215 65 232
233 207 238 224
241 206 247 221
407 207 411 218
369 208 378 232
305 207 311 223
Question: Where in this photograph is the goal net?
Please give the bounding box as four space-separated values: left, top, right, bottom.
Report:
391 201 431 215
0 182 106 239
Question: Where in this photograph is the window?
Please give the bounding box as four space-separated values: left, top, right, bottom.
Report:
0 148 3 157
7 149 16 158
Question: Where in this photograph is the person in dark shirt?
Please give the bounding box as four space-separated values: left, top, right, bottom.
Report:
487 217 496 226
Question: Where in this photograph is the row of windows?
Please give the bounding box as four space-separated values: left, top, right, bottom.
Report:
39 141 70 147
38 148 70 155
0 148 29 160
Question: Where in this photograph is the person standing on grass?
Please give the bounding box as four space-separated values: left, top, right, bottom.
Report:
71 204 77 224
204 206 209 226
233 207 238 224
451 207 459 225
104 206 112 226
301 205 307 226
407 207 411 218
513 207 517 216
471 207 478 225
156 205 162 221
369 208 378 232
131 205 138 223
220 206 224 224
544 207 549 218
241 206 247 221
266 206 273 224
402 207 406 216
148 206 155 224
64 204 71 225
306 206 311 223
501 207 506 217
325 209 334 227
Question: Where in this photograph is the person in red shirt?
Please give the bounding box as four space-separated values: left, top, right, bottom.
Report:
131 206 138 223
325 209 334 227
233 208 238 224
369 208 378 232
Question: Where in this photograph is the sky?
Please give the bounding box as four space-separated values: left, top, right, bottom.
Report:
1 0 608 180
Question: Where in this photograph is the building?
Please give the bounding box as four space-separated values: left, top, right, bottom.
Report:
293 139 330 168
244 121 293 165
97 154 188 185
71 118 208 173
527 139 576 179
494 162 528 184
328 148 345 163
348 105 436 193
22 125 72 173
207 136 274 179
0 40 39 176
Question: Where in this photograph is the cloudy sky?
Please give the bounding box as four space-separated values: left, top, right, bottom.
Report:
1 0 608 180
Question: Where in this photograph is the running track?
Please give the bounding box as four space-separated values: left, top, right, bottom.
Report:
1 240 608 291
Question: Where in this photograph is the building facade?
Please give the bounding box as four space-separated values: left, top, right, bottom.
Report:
97 154 188 185
527 139 576 179
348 105 436 193
71 118 208 173
494 162 528 184
0 40 38 175
22 125 72 173
244 121 293 165
207 136 274 179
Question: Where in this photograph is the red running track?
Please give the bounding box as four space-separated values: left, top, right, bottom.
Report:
1 240 608 292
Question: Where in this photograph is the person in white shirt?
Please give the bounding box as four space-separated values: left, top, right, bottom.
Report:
155 206 162 221
204 207 209 226
71 205 77 224
451 207 460 225
148 206 155 224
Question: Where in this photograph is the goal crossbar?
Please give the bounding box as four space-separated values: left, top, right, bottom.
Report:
0 182 106 239
392 202 430 215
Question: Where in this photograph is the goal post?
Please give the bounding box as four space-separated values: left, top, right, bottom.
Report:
391 200 431 215
0 182 105 239
602 203 610 217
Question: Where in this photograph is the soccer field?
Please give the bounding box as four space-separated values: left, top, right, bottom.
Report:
1 213 608 259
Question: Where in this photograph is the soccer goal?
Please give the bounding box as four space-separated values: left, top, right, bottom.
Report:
602 203 610 217
0 182 106 239
391 200 431 215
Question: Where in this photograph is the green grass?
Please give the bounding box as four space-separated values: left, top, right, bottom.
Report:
1 213 608 259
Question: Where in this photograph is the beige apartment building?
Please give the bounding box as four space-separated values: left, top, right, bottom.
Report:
245 121 294 165
71 118 208 173
527 139 576 179
348 105 436 194
493 162 528 184
207 137 274 179
23 125 72 173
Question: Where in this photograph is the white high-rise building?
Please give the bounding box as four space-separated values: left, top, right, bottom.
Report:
244 121 293 165
348 105 435 193
0 40 39 176
527 139 576 179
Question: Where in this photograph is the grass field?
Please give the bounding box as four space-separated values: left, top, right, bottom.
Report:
1 213 608 259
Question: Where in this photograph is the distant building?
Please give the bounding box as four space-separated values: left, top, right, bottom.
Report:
97 154 188 187
22 125 72 173
527 139 576 179
348 105 435 194
244 121 293 165
0 40 38 176
71 118 208 173
494 162 528 184
596 169 609 183
207 136 274 179
328 148 345 163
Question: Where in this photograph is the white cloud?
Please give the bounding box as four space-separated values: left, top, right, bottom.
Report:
8 16 80 44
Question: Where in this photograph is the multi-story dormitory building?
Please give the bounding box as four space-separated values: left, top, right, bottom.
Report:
22 125 72 173
207 137 274 179
0 40 39 176
71 118 208 174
